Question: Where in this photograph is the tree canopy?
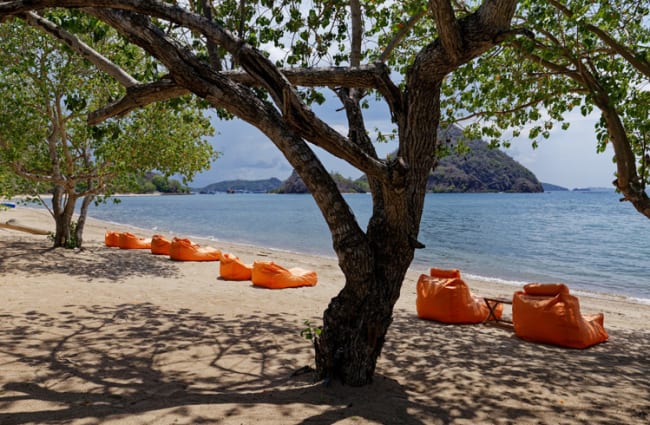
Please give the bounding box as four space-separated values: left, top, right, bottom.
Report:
0 15 217 247
442 0 650 215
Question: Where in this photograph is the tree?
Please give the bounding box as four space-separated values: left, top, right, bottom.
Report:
1 0 644 386
0 15 217 247
441 0 650 217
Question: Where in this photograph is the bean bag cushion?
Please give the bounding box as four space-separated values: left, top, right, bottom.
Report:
105 231 120 247
169 237 221 261
251 261 317 289
513 283 608 348
219 253 253 281
118 232 152 249
151 234 172 255
429 267 462 279
416 268 501 323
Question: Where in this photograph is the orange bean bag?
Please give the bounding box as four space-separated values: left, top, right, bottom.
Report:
251 261 317 289
416 268 502 323
512 283 608 349
219 253 253 281
169 237 221 261
118 232 152 249
105 231 120 247
151 234 172 255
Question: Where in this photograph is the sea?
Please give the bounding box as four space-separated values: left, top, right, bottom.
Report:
85 190 650 303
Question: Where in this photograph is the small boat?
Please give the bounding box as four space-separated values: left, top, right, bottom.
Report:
1 202 16 208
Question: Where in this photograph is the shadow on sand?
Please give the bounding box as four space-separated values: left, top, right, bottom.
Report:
0 240 648 424
0 302 648 424
0 303 433 425
0 240 181 281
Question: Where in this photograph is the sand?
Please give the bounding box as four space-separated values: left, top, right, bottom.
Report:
1 207 649 424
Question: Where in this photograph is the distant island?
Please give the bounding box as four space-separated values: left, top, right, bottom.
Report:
542 182 569 191
131 172 191 194
571 187 614 192
541 183 615 192
195 127 545 194
197 178 283 194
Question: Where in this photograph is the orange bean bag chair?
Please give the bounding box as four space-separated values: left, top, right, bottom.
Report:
150 234 172 255
416 267 502 323
512 283 608 349
251 261 317 289
105 231 120 247
219 253 253 281
169 237 221 261
118 232 152 249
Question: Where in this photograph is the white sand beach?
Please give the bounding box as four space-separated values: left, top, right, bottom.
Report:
1 207 649 424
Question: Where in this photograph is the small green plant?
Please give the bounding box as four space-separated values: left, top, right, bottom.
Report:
300 319 322 342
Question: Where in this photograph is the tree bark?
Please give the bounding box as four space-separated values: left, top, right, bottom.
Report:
595 98 650 218
51 186 78 248
570 59 650 218
75 194 94 248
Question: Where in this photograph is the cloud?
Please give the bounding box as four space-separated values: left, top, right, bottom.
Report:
190 96 616 190
190 118 292 186
505 111 616 188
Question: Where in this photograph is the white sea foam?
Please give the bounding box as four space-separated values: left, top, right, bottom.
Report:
463 273 527 288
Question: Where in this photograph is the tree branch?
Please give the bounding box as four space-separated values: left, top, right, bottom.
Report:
544 0 650 79
199 0 221 70
350 0 362 67
453 87 586 123
88 77 188 125
1 1 399 176
22 11 139 87
584 23 650 79
429 0 463 61
378 8 427 63
508 38 585 85
89 6 388 179
90 65 404 123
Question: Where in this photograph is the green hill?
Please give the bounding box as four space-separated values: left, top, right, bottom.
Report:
425 126 543 193
196 178 282 193
277 171 366 194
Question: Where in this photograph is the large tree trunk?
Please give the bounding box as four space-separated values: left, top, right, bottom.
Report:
313 76 433 386
314 71 427 385
315 227 414 385
312 0 519 384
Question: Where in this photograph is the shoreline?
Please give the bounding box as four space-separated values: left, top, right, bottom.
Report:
2 207 650 424
24 205 650 306
2 206 650 330
9 191 648 305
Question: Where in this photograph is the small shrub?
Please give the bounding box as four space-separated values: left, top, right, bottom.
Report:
300 319 322 342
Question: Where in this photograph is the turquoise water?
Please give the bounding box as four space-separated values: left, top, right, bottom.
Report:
87 191 650 302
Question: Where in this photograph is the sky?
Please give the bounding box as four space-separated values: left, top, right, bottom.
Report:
189 99 617 191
